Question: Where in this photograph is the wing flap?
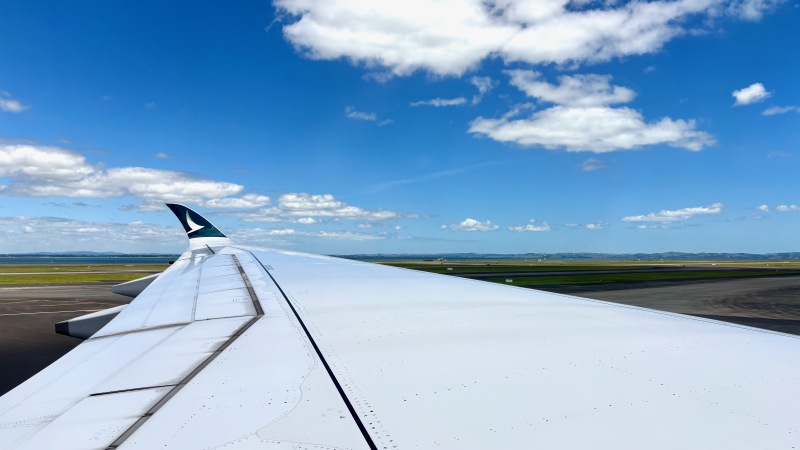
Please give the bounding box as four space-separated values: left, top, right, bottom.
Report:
91 316 250 395
12 387 171 450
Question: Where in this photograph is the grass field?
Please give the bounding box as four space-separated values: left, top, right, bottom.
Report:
481 270 800 287
379 260 800 287
0 264 168 285
3 260 800 287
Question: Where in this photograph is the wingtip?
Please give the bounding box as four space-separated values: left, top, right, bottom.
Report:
165 203 227 239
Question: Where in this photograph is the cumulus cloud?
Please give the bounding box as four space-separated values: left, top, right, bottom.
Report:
205 194 271 209
471 105 713 152
410 97 467 107
732 82 771 105
507 71 635 107
756 204 769 212
275 0 771 77
508 219 551 232
444 218 499 232
231 193 403 222
469 70 713 152
581 158 605 171
622 203 723 222
762 105 800 116
0 93 29 113
776 204 799 212
0 143 267 210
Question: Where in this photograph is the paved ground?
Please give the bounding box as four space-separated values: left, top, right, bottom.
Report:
1 275 798 396
0 282 130 395
572 276 800 336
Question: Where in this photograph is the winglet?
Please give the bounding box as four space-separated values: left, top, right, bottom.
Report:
166 203 227 239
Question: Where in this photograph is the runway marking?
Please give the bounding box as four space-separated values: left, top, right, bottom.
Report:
0 286 117 291
0 309 102 316
0 300 113 306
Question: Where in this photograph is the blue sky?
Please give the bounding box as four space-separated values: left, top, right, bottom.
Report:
0 0 798 254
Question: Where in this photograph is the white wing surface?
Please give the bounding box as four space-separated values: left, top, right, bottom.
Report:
0 204 799 449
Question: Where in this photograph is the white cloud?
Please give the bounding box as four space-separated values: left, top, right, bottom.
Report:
410 97 467 107
732 82 771 105
585 222 607 230
345 106 392 126
566 221 608 230
581 158 605 171
0 93 30 113
622 202 723 222
154 152 171 158
205 194 271 209
763 105 800 116
470 76 495 104
507 71 635 107
312 230 386 240
756 204 769 212
470 105 713 153
234 227 386 241
445 218 499 232
345 106 376 121
727 0 782 20
508 219 551 232
0 216 183 252
470 70 713 153
279 193 397 219
232 193 403 222
275 0 770 77
0 143 266 210
776 204 799 212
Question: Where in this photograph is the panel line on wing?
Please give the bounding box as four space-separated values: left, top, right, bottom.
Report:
247 250 379 450
90 384 177 397
105 253 265 449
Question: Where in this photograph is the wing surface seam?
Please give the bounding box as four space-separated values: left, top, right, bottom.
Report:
105 254 263 449
248 250 379 450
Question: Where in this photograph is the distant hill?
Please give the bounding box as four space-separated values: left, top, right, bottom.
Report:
340 252 800 261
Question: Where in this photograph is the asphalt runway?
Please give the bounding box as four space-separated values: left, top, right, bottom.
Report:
452 267 800 279
1 275 799 396
573 276 800 336
0 282 130 395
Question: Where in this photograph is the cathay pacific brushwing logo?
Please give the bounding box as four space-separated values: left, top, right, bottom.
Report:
186 211 204 233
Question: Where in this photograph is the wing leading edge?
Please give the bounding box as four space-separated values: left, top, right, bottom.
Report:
0 204 799 449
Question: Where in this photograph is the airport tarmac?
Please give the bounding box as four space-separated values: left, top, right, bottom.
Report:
0 282 130 395
1 275 799 396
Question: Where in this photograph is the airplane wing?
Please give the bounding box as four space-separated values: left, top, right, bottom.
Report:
1 204 799 449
